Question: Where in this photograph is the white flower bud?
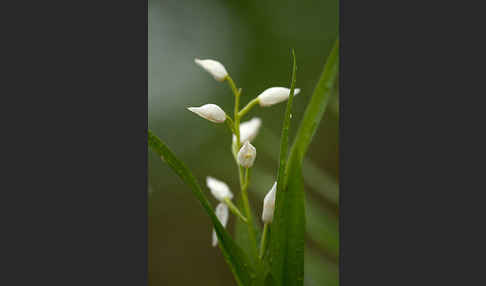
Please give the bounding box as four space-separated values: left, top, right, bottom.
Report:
187 104 226 123
194 58 228 82
257 87 301 107
237 141 256 168
232 117 262 144
262 182 277 223
206 176 233 202
212 203 229 247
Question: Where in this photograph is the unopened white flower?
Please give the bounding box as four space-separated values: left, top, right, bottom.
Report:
194 58 228 82
187 104 226 123
212 203 229 247
257 87 301 107
206 176 233 202
262 182 277 223
237 141 256 168
232 117 262 144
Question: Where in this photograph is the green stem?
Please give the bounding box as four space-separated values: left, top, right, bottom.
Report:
244 167 250 189
239 166 258 258
226 76 240 99
227 75 241 147
238 98 260 118
259 223 269 259
223 197 248 223
228 75 258 260
225 115 235 133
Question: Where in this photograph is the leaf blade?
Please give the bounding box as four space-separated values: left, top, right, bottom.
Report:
289 39 339 163
268 49 305 286
269 39 339 286
148 130 254 286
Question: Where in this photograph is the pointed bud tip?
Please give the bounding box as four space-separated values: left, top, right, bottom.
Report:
194 58 228 82
187 104 226 123
207 176 233 201
258 87 301 107
262 182 277 223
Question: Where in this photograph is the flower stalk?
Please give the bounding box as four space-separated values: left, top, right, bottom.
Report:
227 75 241 146
223 197 248 223
225 115 235 133
226 75 259 259
238 98 259 118
259 223 269 259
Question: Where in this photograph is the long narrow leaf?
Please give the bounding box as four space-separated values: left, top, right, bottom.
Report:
289 39 339 163
267 49 304 286
148 130 254 286
259 127 339 205
269 39 339 286
276 49 297 205
250 169 339 260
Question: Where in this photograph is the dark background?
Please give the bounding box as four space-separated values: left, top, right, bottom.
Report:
148 0 339 285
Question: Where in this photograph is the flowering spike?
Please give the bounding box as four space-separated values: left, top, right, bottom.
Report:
232 117 262 144
257 87 301 107
194 58 228 82
237 141 256 168
206 176 233 201
262 182 277 223
187 104 226 123
212 203 229 247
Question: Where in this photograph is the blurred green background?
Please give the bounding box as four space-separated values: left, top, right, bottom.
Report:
148 0 339 285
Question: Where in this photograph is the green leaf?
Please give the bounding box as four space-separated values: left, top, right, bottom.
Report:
273 158 306 285
259 127 339 205
268 49 305 286
269 39 339 286
148 130 254 286
276 49 297 195
289 39 339 163
250 168 339 262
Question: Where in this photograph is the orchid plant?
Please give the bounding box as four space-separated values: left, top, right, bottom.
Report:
190 56 301 259
148 40 339 286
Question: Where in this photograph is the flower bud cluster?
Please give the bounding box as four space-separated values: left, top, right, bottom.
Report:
187 57 298 247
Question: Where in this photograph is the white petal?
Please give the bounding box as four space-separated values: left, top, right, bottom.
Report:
212 203 229 247
215 203 229 226
257 87 301 107
237 141 256 168
187 104 226 123
262 182 277 223
206 176 233 201
194 58 228 82
232 117 262 144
